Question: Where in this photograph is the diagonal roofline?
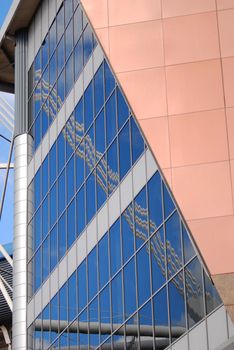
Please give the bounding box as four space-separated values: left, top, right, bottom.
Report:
0 0 41 93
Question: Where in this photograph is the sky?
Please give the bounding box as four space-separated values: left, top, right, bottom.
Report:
0 0 13 27
0 1 14 245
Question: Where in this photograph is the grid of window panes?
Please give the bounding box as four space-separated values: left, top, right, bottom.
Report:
28 0 97 151
28 59 146 295
29 170 222 350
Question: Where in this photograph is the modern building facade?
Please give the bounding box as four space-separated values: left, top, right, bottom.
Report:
0 0 234 349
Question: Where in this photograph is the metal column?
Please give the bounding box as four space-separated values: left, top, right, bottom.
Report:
13 29 33 350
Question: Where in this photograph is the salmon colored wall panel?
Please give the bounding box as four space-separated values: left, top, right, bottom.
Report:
171 162 233 220
163 12 219 65
96 27 109 55
162 0 216 18
169 109 229 167
81 0 108 29
80 0 234 294
166 60 224 115
226 108 234 159
139 117 171 169
218 9 234 57
109 21 164 73
162 168 172 187
222 57 234 107
117 68 167 119
231 160 234 203
188 216 234 275
217 0 234 10
108 0 161 26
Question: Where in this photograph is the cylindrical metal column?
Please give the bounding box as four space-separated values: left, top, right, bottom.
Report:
13 29 32 350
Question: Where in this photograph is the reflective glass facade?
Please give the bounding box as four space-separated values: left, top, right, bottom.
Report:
27 1 222 349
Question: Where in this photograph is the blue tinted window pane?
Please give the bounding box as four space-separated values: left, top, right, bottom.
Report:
34 208 41 251
85 125 95 177
42 305 50 346
204 272 222 315
153 287 168 328
79 309 88 348
74 37 83 81
78 260 87 312
65 54 74 95
66 155 75 204
94 64 104 115
182 224 195 264
106 92 117 146
50 52 56 89
50 183 57 229
58 170 66 216
89 298 99 347
185 258 204 329
166 212 182 279
137 243 150 306
74 5 82 45
50 294 59 341
35 247 41 291
95 110 105 163
151 228 166 293
41 102 49 138
76 185 85 236
131 116 144 164
98 234 109 289
169 272 186 330
34 114 41 150
50 20 56 55
76 141 84 190
59 284 67 322
34 49 41 85
84 82 94 131
58 213 66 259
57 69 65 108
42 156 49 199
83 25 93 64
67 199 76 249
42 236 50 281
49 88 57 123
122 204 134 263
42 34 49 69
117 87 129 130
50 225 58 271
57 5 64 42
86 171 96 223
57 37 65 75
57 131 65 174
100 285 110 342
66 116 75 160
75 97 84 145
34 169 41 210
135 187 148 249
49 143 57 187
163 182 175 219
104 61 115 99
112 272 123 324
124 258 136 319
41 67 49 104
110 219 121 276
148 172 163 233
119 121 131 180
107 139 119 195
139 301 153 343
65 0 73 25
42 196 49 239
35 81 41 116
88 247 98 301
96 156 107 210
68 272 77 321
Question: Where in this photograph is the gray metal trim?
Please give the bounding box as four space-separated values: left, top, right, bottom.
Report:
14 29 28 136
